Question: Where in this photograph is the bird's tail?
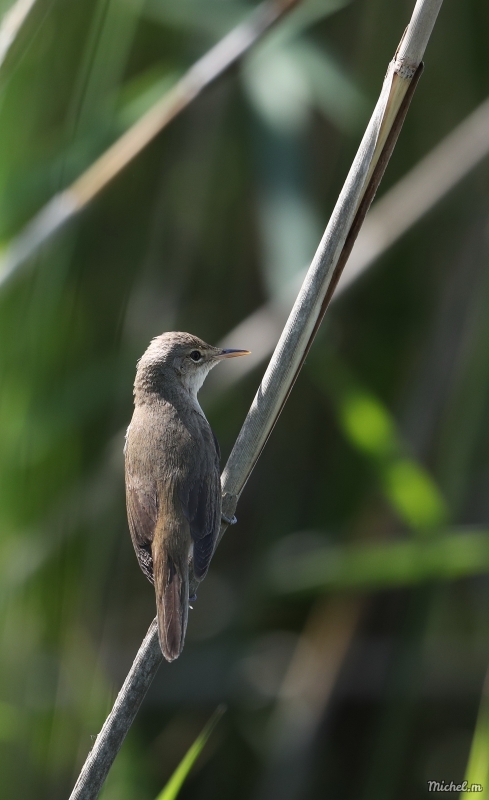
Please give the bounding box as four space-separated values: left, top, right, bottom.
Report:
153 545 189 662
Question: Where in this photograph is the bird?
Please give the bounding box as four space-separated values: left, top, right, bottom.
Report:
124 331 250 662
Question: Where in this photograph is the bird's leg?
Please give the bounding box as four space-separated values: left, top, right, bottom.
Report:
221 491 238 527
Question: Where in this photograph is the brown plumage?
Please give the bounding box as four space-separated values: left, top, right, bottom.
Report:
124 332 249 661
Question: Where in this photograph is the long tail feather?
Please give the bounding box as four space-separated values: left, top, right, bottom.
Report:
153 550 189 662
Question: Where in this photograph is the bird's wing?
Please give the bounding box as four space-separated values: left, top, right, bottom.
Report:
126 477 158 584
211 427 221 460
177 425 221 581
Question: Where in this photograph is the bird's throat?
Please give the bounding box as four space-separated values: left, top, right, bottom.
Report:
180 364 215 418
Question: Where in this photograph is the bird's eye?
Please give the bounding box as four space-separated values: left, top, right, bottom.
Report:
189 350 202 362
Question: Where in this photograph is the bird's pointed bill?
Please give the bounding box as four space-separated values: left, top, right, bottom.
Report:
217 349 251 359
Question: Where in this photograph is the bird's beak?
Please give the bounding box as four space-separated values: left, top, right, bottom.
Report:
216 348 251 359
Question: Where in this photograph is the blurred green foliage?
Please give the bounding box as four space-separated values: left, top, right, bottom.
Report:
1 0 489 799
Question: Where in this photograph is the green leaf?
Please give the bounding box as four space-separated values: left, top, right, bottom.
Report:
154 705 226 800
381 458 447 531
308 351 448 533
339 389 396 457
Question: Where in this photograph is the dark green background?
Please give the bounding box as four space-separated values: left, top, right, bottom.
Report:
1 0 489 797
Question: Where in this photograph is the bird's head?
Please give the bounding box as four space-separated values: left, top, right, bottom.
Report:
135 331 250 400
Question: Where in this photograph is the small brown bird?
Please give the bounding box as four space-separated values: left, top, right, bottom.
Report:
124 332 250 661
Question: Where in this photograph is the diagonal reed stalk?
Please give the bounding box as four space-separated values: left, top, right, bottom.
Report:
207 92 489 395
68 1 444 798
215 0 442 542
0 0 299 290
0 0 37 69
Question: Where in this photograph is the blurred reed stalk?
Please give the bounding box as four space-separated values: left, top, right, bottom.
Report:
0 0 300 289
0 0 36 68
208 94 489 395
269 527 489 595
255 596 363 800
68 2 444 798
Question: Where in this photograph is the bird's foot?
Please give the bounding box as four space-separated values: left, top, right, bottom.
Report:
189 593 197 602
222 513 237 525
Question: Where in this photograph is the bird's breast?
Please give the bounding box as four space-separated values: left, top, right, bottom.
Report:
126 396 215 484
